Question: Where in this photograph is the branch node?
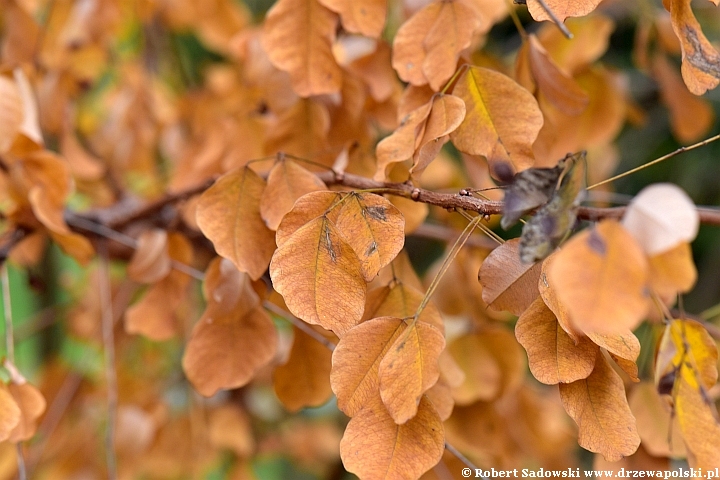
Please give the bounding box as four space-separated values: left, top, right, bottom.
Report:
411 188 421 200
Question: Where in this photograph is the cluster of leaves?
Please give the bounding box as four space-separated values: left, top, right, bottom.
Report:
0 0 719 478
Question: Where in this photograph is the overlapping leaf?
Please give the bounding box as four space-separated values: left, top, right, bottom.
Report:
526 0 603 23
318 0 386 37
127 229 171 284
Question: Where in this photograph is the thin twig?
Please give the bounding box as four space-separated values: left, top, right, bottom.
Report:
98 243 118 480
1 265 27 480
263 301 337 350
445 442 486 480
533 0 573 38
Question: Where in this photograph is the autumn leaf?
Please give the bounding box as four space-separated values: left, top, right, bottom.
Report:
392 0 479 90
127 229 171 284
273 325 334 412
0 72 23 153
450 66 543 173
340 396 444 480
648 242 697 304
334 192 405 281
447 333 502 404
182 259 277 397
668 0 720 95
378 320 445 424
0 385 21 442
270 216 366 336
526 0 603 23
260 158 327 231
262 0 342 97
629 382 686 458
516 296 598 385
621 183 699 255
318 0 386 38
6 381 47 442
275 191 342 247
546 220 650 335
559 354 641 461
196 166 275 280
675 374 720 468
364 281 443 329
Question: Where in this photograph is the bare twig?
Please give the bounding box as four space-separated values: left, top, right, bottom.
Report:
264 301 337 350
98 243 118 480
532 0 573 39
445 442 486 480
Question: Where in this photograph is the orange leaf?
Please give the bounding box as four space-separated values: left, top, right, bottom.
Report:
559 354 641 461
0 72 23 153
479 238 543 316
6 381 46 442
334 192 405 281
648 242 697 304
516 296 598 385
127 229 172 284
196 167 275 280
669 0 720 95
450 67 543 173
60 127 106 181
0 385 20 442
364 282 443 330
527 0 603 23
260 158 328 231
447 332 502 405
273 325 334 412
275 191 342 247
409 94 466 181
546 220 650 335
270 216 366 336
125 233 193 340
392 0 478 90
340 396 444 480
318 0 386 37
378 320 445 424
629 382 686 458
262 0 342 97
182 259 277 396
208 405 255 457
675 374 720 468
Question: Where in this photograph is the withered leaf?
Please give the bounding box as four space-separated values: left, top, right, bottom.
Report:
0 72 24 153
648 242 697 304
479 238 542 316
526 0 603 23
196 167 275 280
675 373 720 468
559 354 641 461
127 229 172 284
275 191 343 247
6 381 47 442
629 381 686 458
340 396 444 480
0 385 21 442
363 282 443 330
270 216 366 336
447 333 502 405
318 0 386 37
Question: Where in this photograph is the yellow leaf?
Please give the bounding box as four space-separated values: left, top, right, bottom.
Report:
527 0 603 24
127 229 171 284
669 0 720 95
516 296 598 385
547 220 650 335
260 158 327 231
262 0 342 97
270 216 366 336
318 0 386 37
392 0 479 90
378 321 445 424
559 354 641 461
182 259 277 397
273 325 334 412
675 374 720 468
340 396 444 480
479 238 542 316
621 183 699 256
335 192 405 281
648 242 697 304
196 167 275 280
450 67 543 173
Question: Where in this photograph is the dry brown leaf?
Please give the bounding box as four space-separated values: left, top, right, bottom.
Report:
273 325 334 412
450 66 543 173
125 233 193 340
374 99 433 181
340 396 444 480
447 333 502 405
6 381 46 442
331 317 407 416
559 354 641 461
0 386 20 442
127 229 172 284
196 167 275 280
652 53 714 142
458 0 508 34
537 14 615 75
592 444 671 476
264 98 331 159
260 158 327 231
669 0 720 95
363 282 443 330
182 259 277 396
675 374 720 469
270 216 366 336
547 220 650 335
628 381 686 458
479 238 542 316
378 321 445 424
525 34 589 116
392 0 479 90
60 128 106 181
409 94 466 181
585 331 641 365
347 41 397 102
335 192 405 281
318 0 386 37
622 183 699 256
527 0 603 24
275 191 342 247
539 257 582 342
648 242 697 304
0 73 24 154
516 297 598 385
262 0 342 97
208 405 255 457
